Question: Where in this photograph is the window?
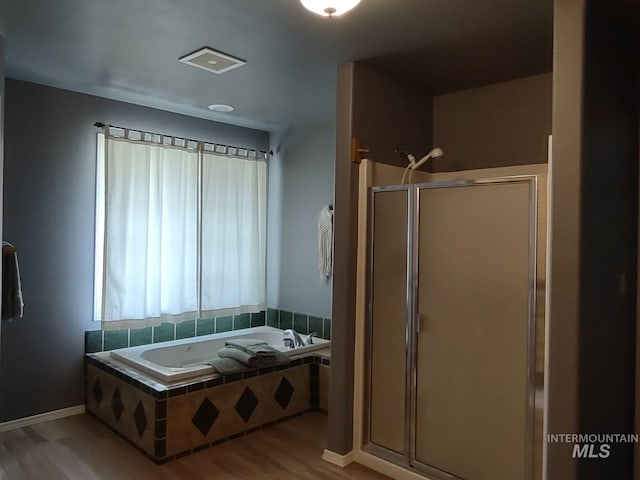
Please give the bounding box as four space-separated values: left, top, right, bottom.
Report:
94 130 266 330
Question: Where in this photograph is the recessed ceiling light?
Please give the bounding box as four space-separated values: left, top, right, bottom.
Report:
208 104 235 113
300 0 361 17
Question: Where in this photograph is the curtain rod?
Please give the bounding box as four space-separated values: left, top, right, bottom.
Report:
94 122 273 157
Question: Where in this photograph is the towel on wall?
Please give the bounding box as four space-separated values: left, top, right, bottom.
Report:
317 205 333 282
2 242 24 321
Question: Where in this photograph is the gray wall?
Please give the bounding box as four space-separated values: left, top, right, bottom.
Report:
0 79 269 422
267 122 335 318
266 131 284 310
432 73 552 171
0 34 4 352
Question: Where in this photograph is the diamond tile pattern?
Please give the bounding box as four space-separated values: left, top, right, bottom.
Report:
86 358 316 461
134 400 147 438
112 387 124 422
274 377 295 410
92 377 103 408
191 398 219 436
235 387 258 423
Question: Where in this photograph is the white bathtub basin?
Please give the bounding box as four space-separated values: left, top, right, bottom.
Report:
110 326 329 383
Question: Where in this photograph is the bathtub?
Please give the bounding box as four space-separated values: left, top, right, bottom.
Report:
110 326 329 383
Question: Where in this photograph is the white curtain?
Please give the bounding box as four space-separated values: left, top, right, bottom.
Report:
201 152 266 316
96 135 266 330
101 137 199 328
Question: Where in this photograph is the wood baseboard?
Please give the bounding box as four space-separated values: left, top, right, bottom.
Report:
322 449 356 467
0 405 85 433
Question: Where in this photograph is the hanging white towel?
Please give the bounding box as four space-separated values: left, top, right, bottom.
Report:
317 206 334 282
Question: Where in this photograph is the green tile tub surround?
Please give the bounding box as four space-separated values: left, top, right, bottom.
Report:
268 309 331 340
83 309 328 353
267 308 279 328
176 320 196 339
196 318 215 336
103 330 129 351
153 323 175 343
215 316 233 333
309 316 323 338
250 311 266 327
130 327 152 347
323 319 331 340
85 330 103 353
233 313 250 330
293 313 308 334
279 310 293 330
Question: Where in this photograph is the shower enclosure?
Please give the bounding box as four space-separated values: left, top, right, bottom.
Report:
363 171 546 480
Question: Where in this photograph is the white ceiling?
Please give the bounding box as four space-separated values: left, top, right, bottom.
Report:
0 0 553 132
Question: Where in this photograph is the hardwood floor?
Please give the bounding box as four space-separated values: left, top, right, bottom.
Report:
0 412 390 480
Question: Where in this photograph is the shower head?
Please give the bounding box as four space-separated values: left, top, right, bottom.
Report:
429 147 444 159
412 147 445 170
401 147 445 184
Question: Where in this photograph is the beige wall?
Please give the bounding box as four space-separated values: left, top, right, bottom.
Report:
370 162 428 186
352 63 433 167
329 62 433 457
432 73 552 172
546 1 582 479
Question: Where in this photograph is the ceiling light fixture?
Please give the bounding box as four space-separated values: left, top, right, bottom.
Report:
208 104 235 113
300 0 361 17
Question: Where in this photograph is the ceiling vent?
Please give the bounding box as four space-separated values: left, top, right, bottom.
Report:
179 47 246 75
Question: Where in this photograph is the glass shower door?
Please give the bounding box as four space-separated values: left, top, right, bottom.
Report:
413 180 535 480
366 187 411 458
